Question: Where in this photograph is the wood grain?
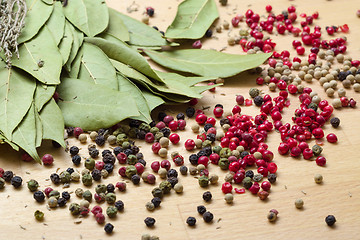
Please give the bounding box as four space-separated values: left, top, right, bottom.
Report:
1 0 360 239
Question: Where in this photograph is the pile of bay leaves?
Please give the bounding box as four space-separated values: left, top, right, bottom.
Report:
0 0 270 162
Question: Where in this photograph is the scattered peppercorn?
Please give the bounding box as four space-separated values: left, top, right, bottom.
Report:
11 176 22 188
312 145 323 156
267 173 277 184
27 179 39 192
34 210 44 221
72 155 82 165
295 199 304 209
33 191 45 202
197 205 207 215
186 107 195 117
314 174 323 184
106 206 118 218
174 183 183 193
57 197 67 207
267 211 277 222
179 166 188 175
70 146 79 156
3 171 13 182
198 175 209 187
203 211 214 223
186 216 196 226
144 217 156 227
115 200 124 211
104 223 114 234
0 178 5 189
224 193 234 203
330 117 340 128
203 191 212 202
48 197 58 208
105 193 116 204
325 215 336 226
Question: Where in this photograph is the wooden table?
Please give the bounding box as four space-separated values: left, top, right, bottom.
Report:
1 0 360 239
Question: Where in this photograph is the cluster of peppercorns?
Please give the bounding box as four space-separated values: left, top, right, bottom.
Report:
0 169 23 189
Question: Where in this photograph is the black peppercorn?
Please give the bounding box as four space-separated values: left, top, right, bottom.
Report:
215 103 223 109
205 29 213 37
197 150 207 158
159 31 165 36
136 152 144 159
66 168 75 175
70 146 79 156
66 127 74 136
197 205 207 215
179 166 188 175
103 153 116 164
131 145 140 154
240 151 250 158
104 223 114 234
149 120 156 127
89 149 99 158
185 107 195 118
202 191 212 202
33 191 45 202
101 149 111 157
203 146 212 156
123 149 133 156
3 171 13 182
158 112 167 121
129 119 141 128
107 183 115 193
167 169 178 178
131 175 140 185
325 215 336 226
220 118 230 126
330 117 340 128
160 127 171 138
138 159 146 167
338 71 348 81
95 135 105 146
50 173 61 184
136 130 146 139
167 177 178 188
267 173 277 184
189 154 199 165
151 197 161 208
104 163 114 173
254 96 264 106
11 176 22 188
245 170 254 179
203 211 214 223
186 217 196 226
206 133 216 143
308 102 318 112
144 217 156 227
62 191 71 200
114 200 124 211
92 169 102 181
204 123 213 132
176 113 185 120
57 197 67 207
113 147 123 156
72 155 81 165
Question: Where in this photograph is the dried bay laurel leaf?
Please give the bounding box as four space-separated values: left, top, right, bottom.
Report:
46 1 65 45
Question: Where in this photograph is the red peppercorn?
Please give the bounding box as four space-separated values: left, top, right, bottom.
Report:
192 40 202 49
118 167 126 177
232 17 240 27
290 147 302 157
249 182 260 194
95 213 105 224
340 97 349 107
169 133 180 144
189 98 198 106
91 206 103 215
267 162 277 173
155 121 165 130
316 156 326 166
207 82 216 92
184 139 195 151
116 182 126 191
151 161 160 172
117 152 127 164
145 132 155 143
302 35 313 45
168 120 178 131
21 153 33 162
152 142 161 154
312 128 324 139
236 95 245 105
326 27 334 35
42 154 54 165
206 117 216 126
340 24 349 33
195 114 207 125
160 160 171 170
261 181 271 191
326 133 338 143
74 127 83 138
135 162 145 175
245 9 254 18
213 107 223 118
232 105 241 114
265 5 272 12
277 24 286 34
198 156 209 167
222 182 233 194
302 148 314 160
312 11 319 19
147 174 156 184
256 77 264 85
95 161 105 170
296 46 305 55
349 98 357 108
44 187 53 197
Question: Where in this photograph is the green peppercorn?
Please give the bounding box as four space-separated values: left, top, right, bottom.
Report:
159 181 172 194
69 203 80 215
0 177 5 189
150 127 159 135
84 158 95 170
27 179 39 192
49 190 60 199
125 165 137 178
219 148 231 158
34 210 44 221
224 193 233 204
142 234 151 240
48 197 58 208
150 236 159 240
71 172 80 182
101 169 109 178
75 188 84 198
122 141 131 149
218 158 229 170
105 193 116 204
106 206 118 218
107 135 117 145
249 88 261 98
212 146 222 154
154 132 164 142
174 183 183 193
312 145 323 156
198 176 209 188
152 187 163 198
81 168 90 176
314 174 323 184
253 173 263 182
95 184 107 194
295 199 304 209
82 190 92 202
242 177 253 189
146 202 155 211
82 173 93 186
127 154 138 165
202 140 212 148
60 171 71 183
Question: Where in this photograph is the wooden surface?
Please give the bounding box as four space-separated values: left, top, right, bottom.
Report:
1 0 360 239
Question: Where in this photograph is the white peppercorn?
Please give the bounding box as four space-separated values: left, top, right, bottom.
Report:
354 83 360 92
332 98 342 108
326 88 335 97
342 79 351 88
337 88 346 97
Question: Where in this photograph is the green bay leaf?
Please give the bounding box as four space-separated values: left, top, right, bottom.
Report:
34 82 56 112
46 1 65 45
78 43 118 90
57 78 139 130
41 0 53 4
145 49 271 78
0 132 19 151
18 0 54 43
63 0 109 37
0 63 36 140
59 21 74 65
85 37 164 83
12 26 63 85
39 99 66 148
65 24 84 72
155 71 216 86
141 88 165 111
35 110 43 148
99 8 129 42
165 0 219 39
12 104 41 163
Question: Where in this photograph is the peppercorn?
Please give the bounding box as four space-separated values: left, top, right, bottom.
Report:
80 200 90 209
150 197 161 208
115 200 124 211
33 210 44 221
60 171 71 183
106 206 118 218
203 191 212 202
85 158 95 170
242 177 253 189
11 176 22 188
186 217 196 226
69 203 80 215
267 173 277 184
224 173 233 183
70 146 79 156
48 197 58 208
167 169 178 178
249 88 261 98
152 187 163 198
325 215 336 226
224 193 234 203
89 148 99 158
267 211 277 222
57 197 67 207
330 117 340 128
125 165 137 178
295 198 304 209
66 168 75 175
75 188 84 198
49 190 60 199
198 175 209 188
103 153 116 164
174 183 183 193
33 191 45 202
314 174 323 184
160 128 171 138
189 166 197 175
105 193 116 204
91 169 102 181
0 177 4 189
240 151 249 158
203 211 214 223
254 96 264 106
179 166 188 175
95 184 106 194
258 191 269 200
102 223 114 234
186 107 195 117
209 174 219 184
103 163 114 173
159 181 172 194
144 217 156 227
167 177 178 188
197 205 207 215
72 155 81 165
82 190 92 202
82 173 92 186
3 171 13 182
131 175 141 185
71 172 80 182
146 202 155 211
27 179 39 192
189 154 199 165
106 183 115 193
116 182 126 192
312 145 323 156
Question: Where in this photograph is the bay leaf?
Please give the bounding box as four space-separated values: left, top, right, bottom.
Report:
35 110 43 148
57 78 139 130
130 45 162 51
141 88 165 111
62 0 109 37
100 8 129 42
0 132 19 151
78 42 118 90
117 74 151 123
116 11 178 47
34 82 56 112
12 26 63 85
145 49 271 78
68 47 83 79
0 63 36 140
18 0 54 44
65 24 84 72
165 0 219 39
191 83 223 93
46 1 65 45
41 0 53 4
155 70 216 86
85 37 164 83
12 104 41 163
39 99 66 148
58 21 74 65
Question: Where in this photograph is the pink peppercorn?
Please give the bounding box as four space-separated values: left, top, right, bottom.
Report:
209 153 220 164
118 167 126 177
42 154 54 165
312 128 324 139
195 114 207 125
198 156 209 167
267 162 277 174
117 152 127 164
95 213 105 224
326 133 338 143
0 168 4 178
222 182 233 194
236 95 245 105
145 132 155 143
213 107 223 118
168 120 178 131
192 40 202 49
73 127 83 138
116 182 126 191
95 161 105 170
21 153 33 162
206 117 216 126
152 142 161 154
44 187 53 197
302 148 314 160
169 133 180 144
184 139 196 151
235 188 246 194
160 160 171 171
316 156 326 166
229 161 240 172
290 147 302 157
261 181 271 191
135 163 145 175
178 119 186 130
249 182 260 194
147 174 156 184
265 5 272 12
91 206 103 215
